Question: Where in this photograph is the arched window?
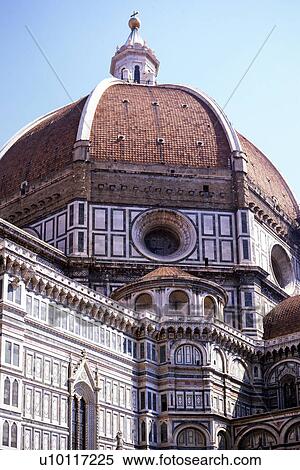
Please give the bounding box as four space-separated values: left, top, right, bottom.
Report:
175 345 202 365
79 398 86 449
160 422 168 443
7 283 14 301
72 395 87 449
177 428 206 449
239 429 276 449
169 291 189 315
72 396 78 450
282 375 297 409
11 423 17 448
217 431 228 449
121 68 125 80
2 421 9 446
212 349 224 372
4 377 10 405
134 65 140 83
135 293 153 313
141 420 146 442
285 422 300 443
204 296 216 319
12 380 18 407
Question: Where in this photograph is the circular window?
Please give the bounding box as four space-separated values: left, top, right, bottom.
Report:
132 209 197 262
144 228 180 256
270 244 294 292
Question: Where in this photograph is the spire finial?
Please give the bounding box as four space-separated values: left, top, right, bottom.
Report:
128 11 141 30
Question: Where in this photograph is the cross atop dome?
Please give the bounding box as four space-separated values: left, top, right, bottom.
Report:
110 12 160 85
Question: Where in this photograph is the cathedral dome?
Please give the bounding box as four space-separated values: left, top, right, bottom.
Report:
0 79 298 223
263 296 300 340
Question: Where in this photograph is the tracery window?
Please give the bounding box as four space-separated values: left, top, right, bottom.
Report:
177 428 206 449
175 345 202 365
11 423 17 448
239 429 276 449
12 380 19 407
4 377 11 405
141 420 146 442
160 422 168 443
2 421 9 446
72 395 87 450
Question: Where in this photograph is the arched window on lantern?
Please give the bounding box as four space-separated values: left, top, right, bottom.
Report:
204 296 216 319
4 377 10 405
121 68 125 80
169 290 189 315
281 375 297 409
135 293 153 313
134 65 141 83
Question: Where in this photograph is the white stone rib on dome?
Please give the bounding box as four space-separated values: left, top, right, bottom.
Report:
76 77 124 142
75 78 241 153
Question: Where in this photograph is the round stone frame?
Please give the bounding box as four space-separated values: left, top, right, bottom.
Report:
270 243 295 294
131 209 197 262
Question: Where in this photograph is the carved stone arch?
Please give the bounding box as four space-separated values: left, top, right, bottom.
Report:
173 423 210 449
211 346 226 373
234 425 279 450
170 339 207 366
229 356 251 383
215 426 231 449
71 354 97 451
176 326 184 339
159 328 166 340
193 327 200 338
264 358 300 385
167 326 175 338
280 418 300 445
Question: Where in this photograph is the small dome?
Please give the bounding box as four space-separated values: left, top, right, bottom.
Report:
263 296 300 340
141 266 198 281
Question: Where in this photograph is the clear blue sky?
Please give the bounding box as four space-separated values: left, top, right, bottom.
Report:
1 1 300 200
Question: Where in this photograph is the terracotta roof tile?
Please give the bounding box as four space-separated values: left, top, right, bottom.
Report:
90 84 232 168
239 132 298 220
0 97 87 201
263 295 300 339
141 266 198 281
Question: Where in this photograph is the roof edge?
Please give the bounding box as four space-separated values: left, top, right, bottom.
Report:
0 101 76 161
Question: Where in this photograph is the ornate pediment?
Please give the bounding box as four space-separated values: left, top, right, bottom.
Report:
72 350 96 390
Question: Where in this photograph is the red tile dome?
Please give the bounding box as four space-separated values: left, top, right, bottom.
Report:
263 296 300 340
0 79 298 223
